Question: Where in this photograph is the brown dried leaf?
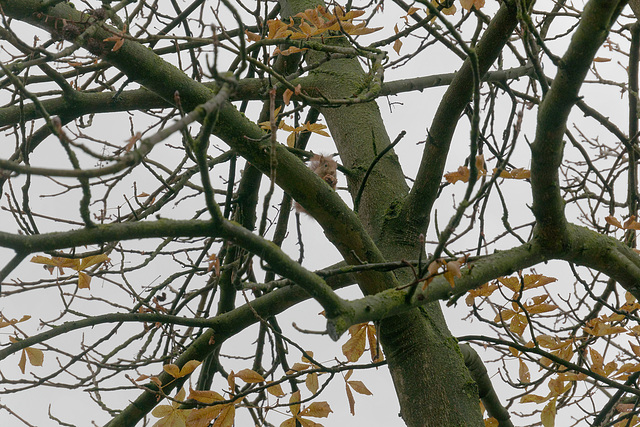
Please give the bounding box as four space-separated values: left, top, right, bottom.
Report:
348 380 373 395
605 215 624 229
245 30 261 42
519 359 530 383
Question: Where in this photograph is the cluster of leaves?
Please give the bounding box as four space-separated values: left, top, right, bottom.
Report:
1 254 107 376
444 155 530 184
606 215 640 231
259 105 330 147
30 253 110 289
393 0 486 54
492 275 559 336
147 323 381 427
0 315 44 374
467 271 640 426
245 5 381 56
147 364 348 427
149 364 268 427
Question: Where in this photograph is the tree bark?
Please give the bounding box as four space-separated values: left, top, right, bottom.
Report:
280 1 487 425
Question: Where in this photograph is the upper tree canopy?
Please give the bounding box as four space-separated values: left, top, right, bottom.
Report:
1 0 640 426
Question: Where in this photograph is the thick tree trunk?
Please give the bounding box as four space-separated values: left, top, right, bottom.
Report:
279 1 484 425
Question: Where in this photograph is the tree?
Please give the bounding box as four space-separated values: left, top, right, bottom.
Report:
1 0 640 425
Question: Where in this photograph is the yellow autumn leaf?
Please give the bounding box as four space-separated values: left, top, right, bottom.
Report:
631 342 640 358
442 4 457 15
296 8 325 28
186 405 224 427
303 122 330 137
460 0 485 11
393 24 402 55
163 364 180 378
342 324 366 362
527 303 558 315
615 363 640 379
306 372 319 394
523 274 557 289
541 398 556 427
509 314 528 336
0 315 31 329
521 394 550 404
266 19 292 39
25 346 44 367
510 168 531 179
465 282 499 306
548 377 571 396
342 22 383 36
340 9 366 20
188 388 225 404
299 401 333 418
78 271 91 289
443 260 462 287
287 362 311 374
493 167 531 180
181 360 202 376
79 254 110 270
103 34 124 52
30 255 80 272
18 350 27 374
151 388 192 427
583 318 627 336
276 46 309 56
286 132 297 148
12 337 44 374
213 404 235 427
235 368 265 383
590 348 604 371
298 21 314 38
495 308 516 323
536 335 562 349
300 351 314 364
267 381 286 397
531 294 549 304
287 390 301 417
445 166 471 183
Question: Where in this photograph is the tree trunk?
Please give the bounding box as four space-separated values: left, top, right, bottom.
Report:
280 1 485 425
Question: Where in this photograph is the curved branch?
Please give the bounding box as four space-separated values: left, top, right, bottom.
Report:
398 0 525 235
329 239 546 334
460 344 513 427
530 0 626 247
0 217 349 318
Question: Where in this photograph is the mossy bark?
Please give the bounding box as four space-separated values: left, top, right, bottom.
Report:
280 1 484 425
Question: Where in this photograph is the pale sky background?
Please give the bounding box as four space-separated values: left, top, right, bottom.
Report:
0 0 633 426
